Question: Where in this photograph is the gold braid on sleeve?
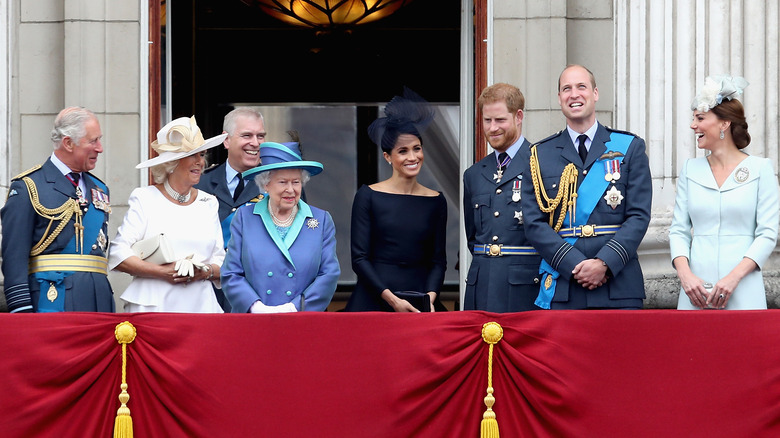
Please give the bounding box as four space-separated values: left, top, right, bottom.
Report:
22 177 84 256
529 145 579 232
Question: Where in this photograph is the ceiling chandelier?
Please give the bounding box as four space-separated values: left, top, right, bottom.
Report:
242 0 415 31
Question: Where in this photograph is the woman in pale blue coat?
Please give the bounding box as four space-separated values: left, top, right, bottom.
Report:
222 142 339 313
670 76 779 310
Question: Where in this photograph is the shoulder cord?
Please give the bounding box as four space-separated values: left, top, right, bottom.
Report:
22 177 83 256
529 145 579 232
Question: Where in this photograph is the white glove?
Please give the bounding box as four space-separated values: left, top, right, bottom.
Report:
249 300 297 314
190 259 208 272
174 254 196 277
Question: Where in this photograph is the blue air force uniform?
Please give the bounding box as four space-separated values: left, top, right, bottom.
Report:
521 123 652 309
195 162 263 245
1 158 114 312
463 137 542 312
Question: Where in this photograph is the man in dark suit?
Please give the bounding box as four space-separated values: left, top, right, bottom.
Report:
1 107 115 313
463 83 542 312
521 64 652 309
195 107 266 311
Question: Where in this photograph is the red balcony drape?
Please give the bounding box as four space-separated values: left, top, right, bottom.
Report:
1 310 779 437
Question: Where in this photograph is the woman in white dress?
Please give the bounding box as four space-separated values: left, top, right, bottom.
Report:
108 117 227 312
670 76 779 310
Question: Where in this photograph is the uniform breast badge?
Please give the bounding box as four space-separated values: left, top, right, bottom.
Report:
493 169 503 183
97 229 108 252
47 282 58 302
604 186 624 209
306 218 319 229
514 210 523 224
734 167 749 183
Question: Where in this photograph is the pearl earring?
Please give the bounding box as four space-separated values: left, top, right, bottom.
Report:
387 161 391 165
720 130 725 140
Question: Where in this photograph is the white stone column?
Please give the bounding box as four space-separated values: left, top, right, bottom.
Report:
616 0 780 307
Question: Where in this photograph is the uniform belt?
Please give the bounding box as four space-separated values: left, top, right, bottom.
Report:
557 224 621 238
474 244 539 257
29 254 108 275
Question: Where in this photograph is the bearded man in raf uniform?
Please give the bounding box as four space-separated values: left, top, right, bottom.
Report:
1 107 114 313
521 65 652 310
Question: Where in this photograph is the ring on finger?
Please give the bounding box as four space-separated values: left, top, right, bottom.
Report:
719 293 725 299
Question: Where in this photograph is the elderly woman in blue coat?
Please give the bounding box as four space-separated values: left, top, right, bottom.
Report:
222 141 339 313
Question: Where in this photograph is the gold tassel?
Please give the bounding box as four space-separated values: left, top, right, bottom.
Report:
481 322 503 438
114 322 137 438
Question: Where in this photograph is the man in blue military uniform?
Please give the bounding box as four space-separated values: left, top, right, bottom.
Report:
194 107 265 311
1 107 114 313
463 83 542 312
521 65 652 309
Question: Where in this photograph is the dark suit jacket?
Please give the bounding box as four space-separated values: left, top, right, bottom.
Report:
462 138 542 312
195 162 262 225
0 158 114 312
520 123 652 309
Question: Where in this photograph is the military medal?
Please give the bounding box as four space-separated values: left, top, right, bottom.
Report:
603 159 621 182
494 153 511 183
514 210 523 224
512 179 522 202
76 186 88 207
604 186 624 209
92 188 111 212
734 167 749 183
47 282 58 302
306 218 319 229
544 275 553 290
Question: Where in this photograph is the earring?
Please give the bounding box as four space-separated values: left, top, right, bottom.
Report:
719 130 725 140
387 161 391 165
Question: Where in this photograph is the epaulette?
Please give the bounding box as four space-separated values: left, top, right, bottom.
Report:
84 171 107 185
532 129 565 148
604 126 638 137
12 165 41 180
203 163 220 173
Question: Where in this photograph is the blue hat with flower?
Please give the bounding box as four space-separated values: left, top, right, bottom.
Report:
242 141 323 179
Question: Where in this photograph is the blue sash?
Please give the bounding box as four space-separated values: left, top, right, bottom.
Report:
37 176 107 312
535 132 633 309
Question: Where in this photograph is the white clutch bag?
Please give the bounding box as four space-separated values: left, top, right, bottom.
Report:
131 233 176 264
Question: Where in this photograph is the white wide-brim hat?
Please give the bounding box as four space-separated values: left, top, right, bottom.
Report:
136 116 227 169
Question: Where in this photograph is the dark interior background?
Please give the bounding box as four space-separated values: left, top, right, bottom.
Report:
171 0 461 137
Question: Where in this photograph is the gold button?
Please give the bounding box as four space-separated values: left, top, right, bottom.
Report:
583 170 588 175
496 188 502 194
494 211 499 217
552 184 557 188
492 235 498 241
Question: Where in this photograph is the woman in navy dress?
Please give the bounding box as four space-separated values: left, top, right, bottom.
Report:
345 89 447 312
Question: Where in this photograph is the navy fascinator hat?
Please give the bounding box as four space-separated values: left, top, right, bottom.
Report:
368 87 435 153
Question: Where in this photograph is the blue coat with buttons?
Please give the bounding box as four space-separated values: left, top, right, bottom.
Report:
463 138 543 312
221 197 339 312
